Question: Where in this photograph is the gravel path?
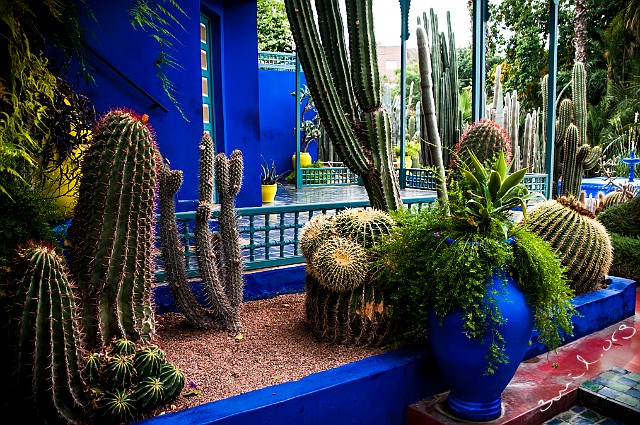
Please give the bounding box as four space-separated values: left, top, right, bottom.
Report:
144 293 388 418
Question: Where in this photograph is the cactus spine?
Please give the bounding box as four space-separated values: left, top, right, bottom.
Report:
452 119 512 167
284 0 401 211
300 208 394 345
421 9 462 169
11 243 86 423
525 198 613 294
68 109 158 348
159 133 245 333
558 62 602 198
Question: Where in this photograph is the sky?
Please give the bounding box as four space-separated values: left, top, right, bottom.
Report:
371 1 473 48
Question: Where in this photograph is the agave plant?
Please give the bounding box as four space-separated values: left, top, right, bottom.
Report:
460 150 539 238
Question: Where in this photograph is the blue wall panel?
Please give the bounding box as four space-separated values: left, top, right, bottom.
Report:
258 70 317 178
78 0 261 211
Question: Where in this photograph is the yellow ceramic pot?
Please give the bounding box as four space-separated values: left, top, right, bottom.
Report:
292 151 313 169
261 184 277 203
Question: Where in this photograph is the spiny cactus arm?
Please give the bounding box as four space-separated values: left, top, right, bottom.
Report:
195 149 243 333
572 62 588 144
416 25 449 209
582 145 601 170
158 162 220 329
560 124 581 197
285 0 368 174
215 150 244 308
315 0 357 120
14 245 86 423
542 75 548 152
345 0 380 112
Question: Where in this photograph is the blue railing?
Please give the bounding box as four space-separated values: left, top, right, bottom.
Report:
154 195 437 282
258 51 296 71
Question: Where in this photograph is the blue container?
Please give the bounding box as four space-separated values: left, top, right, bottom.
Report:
426 270 534 421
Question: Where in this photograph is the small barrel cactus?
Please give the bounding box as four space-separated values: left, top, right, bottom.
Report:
104 354 136 389
334 208 396 248
300 214 336 260
96 388 136 424
525 197 613 294
301 208 396 346
158 362 186 402
134 345 166 378
451 119 512 168
311 236 370 292
133 377 166 411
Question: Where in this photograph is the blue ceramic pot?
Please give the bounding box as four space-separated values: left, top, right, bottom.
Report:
427 243 534 421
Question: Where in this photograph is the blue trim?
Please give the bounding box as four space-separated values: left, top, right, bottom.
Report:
137 276 635 425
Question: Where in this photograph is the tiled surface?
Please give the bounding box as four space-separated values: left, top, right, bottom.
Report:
543 405 624 424
581 368 640 411
407 289 640 425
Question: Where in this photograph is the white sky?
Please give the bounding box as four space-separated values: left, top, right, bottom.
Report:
371 1 472 48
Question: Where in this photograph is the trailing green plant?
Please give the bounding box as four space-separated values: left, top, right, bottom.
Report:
68 109 159 349
158 132 245 333
129 0 189 120
524 196 613 295
375 152 576 373
284 0 402 211
606 233 640 283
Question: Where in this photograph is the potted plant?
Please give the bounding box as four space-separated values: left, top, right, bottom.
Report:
292 85 321 169
393 140 420 168
261 159 280 203
376 150 576 421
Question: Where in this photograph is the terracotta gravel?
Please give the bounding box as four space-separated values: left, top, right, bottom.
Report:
144 292 389 419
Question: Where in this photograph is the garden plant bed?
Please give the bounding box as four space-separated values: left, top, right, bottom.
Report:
144 292 389 419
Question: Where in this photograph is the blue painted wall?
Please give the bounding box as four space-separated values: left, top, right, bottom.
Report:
258 70 317 178
78 0 261 210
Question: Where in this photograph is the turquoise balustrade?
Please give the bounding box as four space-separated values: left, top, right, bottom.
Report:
258 51 296 71
154 196 436 282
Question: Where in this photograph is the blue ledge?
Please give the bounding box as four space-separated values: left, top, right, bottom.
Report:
526 276 637 359
142 274 635 425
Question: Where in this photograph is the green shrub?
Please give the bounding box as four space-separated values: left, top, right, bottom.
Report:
597 196 640 236
608 233 640 282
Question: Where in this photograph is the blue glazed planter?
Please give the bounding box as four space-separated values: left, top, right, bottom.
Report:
426 269 534 421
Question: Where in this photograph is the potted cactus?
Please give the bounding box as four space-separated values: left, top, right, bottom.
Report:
376 149 576 421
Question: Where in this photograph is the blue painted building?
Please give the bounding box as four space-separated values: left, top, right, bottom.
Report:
79 0 267 210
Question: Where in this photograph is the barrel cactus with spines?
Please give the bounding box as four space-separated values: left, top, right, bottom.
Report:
104 355 136 389
311 237 370 292
158 362 185 402
451 119 512 168
334 208 396 248
524 197 613 294
111 338 137 356
300 214 336 260
134 345 166 378
68 108 159 349
97 388 136 424
133 377 166 411
85 352 105 386
10 242 86 423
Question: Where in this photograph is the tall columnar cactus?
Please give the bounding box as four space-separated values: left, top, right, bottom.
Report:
11 243 86 423
284 0 401 211
159 132 245 333
416 23 449 208
451 119 513 167
68 109 158 348
558 62 602 198
421 9 462 168
300 208 395 345
524 198 613 294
